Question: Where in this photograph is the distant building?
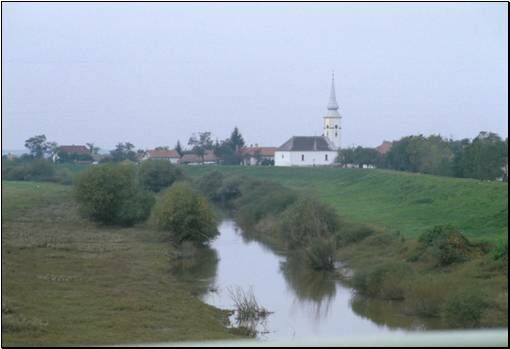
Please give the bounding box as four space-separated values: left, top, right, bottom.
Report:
180 150 218 165
53 145 91 162
143 149 180 164
376 141 392 155
275 74 340 167
275 136 337 167
241 146 276 166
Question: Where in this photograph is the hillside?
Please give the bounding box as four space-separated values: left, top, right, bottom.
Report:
183 166 508 243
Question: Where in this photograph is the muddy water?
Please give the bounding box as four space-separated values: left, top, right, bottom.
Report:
178 220 426 341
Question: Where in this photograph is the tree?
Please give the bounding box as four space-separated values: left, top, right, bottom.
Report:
153 183 218 245
74 163 154 226
86 142 100 155
175 140 183 158
110 142 137 162
213 127 246 165
188 132 214 164
139 160 183 192
338 146 381 168
24 134 54 159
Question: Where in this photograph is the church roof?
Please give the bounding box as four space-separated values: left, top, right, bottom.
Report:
277 136 336 152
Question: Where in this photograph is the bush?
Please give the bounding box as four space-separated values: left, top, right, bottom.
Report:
417 225 471 266
443 291 488 328
139 160 183 192
491 240 508 261
337 224 375 246
352 263 413 300
279 197 339 248
3 159 56 181
197 170 224 201
74 163 154 226
153 183 218 245
305 238 337 271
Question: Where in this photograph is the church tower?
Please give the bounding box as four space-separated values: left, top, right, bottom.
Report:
323 73 342 149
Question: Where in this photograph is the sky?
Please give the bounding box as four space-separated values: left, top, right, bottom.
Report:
2 2 508 151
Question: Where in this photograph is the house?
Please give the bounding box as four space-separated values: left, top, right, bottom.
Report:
143 149 180 164
275 74 340 167
376 141 392 155
53 145 91 162
241 146 276 166
180 150 218 165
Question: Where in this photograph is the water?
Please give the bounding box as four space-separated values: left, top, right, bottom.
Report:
176 220 423 341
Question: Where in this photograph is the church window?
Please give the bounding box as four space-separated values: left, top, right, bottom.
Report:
301 154 304 161
325 154 328 161
335 125 338 129
335 132 338 136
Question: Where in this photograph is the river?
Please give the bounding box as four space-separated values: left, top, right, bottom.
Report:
175 220 425 341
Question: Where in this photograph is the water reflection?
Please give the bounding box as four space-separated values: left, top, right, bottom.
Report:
172 220 412 340
280 254 337 320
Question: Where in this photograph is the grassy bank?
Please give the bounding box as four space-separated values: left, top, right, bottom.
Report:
192 171 508 329
183 166 508 243
1 181 240 346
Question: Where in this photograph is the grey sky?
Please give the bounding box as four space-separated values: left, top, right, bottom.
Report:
2 3 508 151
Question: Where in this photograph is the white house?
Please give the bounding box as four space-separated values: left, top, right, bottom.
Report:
275 74 341 167
143 149 181 164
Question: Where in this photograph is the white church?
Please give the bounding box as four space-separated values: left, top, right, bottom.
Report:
275 75 342 167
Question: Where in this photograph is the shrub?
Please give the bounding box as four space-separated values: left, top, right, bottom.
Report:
139 160 183 192
352 263 413 300
305 238 337 271
197 170 224 201
491 240 508 261
337 224 375 246
417 225 471 266
153 183 218 245
74 163 154 226
443 291 488 328
279 197 339 248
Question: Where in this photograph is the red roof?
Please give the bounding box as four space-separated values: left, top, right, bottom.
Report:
240 147 276 157
58 145 89 154
146 149 180 159
376 141 392 155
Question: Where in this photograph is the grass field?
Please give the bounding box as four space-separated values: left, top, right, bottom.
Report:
182 166 508 243
1 181 240 346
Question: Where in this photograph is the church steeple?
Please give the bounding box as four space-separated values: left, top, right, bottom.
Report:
323 72 342 149
327 72 339 111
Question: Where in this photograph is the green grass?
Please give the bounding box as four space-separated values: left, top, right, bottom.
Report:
1 181 240 346
182 166 508 243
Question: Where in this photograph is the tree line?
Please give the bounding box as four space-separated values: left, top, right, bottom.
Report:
339 132 508 181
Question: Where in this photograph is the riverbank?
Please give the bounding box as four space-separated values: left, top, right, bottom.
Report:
192 171 508 329
1 181 242 346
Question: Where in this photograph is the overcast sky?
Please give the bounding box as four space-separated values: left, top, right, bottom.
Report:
2 3 508 151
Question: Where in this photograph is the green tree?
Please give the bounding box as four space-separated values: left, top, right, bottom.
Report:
188 132 214 164
110 142 137 162
153 183 218 245
175 140 183 158
214 127 246 165
24 134 54 159
139 159 183 192
74 163 154 226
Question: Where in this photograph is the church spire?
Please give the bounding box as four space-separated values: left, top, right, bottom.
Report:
327 71 339 111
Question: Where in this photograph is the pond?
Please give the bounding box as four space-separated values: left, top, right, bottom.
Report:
175 220 429 341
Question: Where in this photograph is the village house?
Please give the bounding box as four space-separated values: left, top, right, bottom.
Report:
241 146 276 166
52 145 91 162
376 141 393 155
275 74 341 167
143 148 181 164
180 150 218 165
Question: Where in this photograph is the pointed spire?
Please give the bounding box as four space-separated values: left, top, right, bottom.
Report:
327 71 339 111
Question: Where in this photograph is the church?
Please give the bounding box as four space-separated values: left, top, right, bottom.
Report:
275 75 341 167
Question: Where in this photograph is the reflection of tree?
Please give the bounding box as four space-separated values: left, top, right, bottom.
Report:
350 294 437 331
280 254 337 320
169 244 219 297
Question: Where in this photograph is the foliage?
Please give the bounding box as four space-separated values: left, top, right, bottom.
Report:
55 151 93 163
214 127 246 165
491 240 508 261
197 170 225 201
305 238 337 271
153 183 218 245
24 134 56 159
139 159 183 192
338 146 381 168
74 163 154 226
109 142 137 162
175 140 183 157
188 132 214 163
352 263 413 300
336 224 375 246
279 197 339 248
444 291 488 328
417 225 471 266
2 158 74 184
